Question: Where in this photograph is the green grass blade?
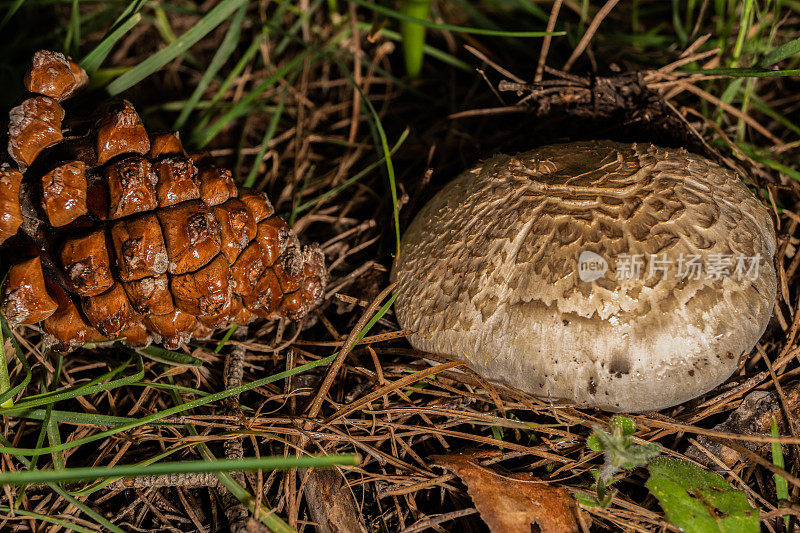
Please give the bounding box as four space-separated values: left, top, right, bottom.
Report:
0 353 337 456
0 434 125 533
3 407 174 427
193 48 314 147
294 128 409 215
356 292 397 345
738 142 800 181
80 12 142 74
130 380 212 397
4 355 143 412
0 505 96 533
153 5 178 44
681 66 800 77
190 28 267 138
761 36 800 66
46 408 65 470
109 0 147 28
213 324 237 353
0 318 11 408
349 0 564 37
507 0 549 22
671 0 689 45
400 0 431 78
0 455 358 485
64 0 81 56
749 94 800 137
0 0 26 30
0 318 32 407
355 23 471 71
771 417 790 530
357 84 401 255
173 3 247 130
731 0 754 66
107 0 248 95
18 373 58 495
243 89 288 188
19 356 130 402
72 442 196 496
138 344 203 366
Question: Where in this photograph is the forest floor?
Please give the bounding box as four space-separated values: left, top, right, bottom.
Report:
1 1 800 531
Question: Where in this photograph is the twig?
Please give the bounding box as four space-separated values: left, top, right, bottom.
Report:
535 0 563 82
563 0 619 72
675 80 784 145
216 346 265 533
306 281 397 419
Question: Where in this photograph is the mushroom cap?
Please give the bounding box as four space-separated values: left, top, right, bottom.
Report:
391 141 777 412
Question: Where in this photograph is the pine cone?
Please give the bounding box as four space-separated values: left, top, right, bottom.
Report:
0 51 327 352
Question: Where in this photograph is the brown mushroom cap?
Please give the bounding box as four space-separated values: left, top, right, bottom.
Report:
391 141 777 412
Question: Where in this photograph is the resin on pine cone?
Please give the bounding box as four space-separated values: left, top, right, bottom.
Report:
0 50 327 351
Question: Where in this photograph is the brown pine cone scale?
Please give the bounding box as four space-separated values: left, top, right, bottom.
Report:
1 51 327 352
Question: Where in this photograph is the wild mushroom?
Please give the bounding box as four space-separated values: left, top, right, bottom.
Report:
391 141 777 412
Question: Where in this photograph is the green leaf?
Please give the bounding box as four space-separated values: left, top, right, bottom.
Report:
587 434 603 452
611 415 636 437
575 492 604 508
107 0 248 95
214 324 237 353
646 457 759 533
761 36 800 67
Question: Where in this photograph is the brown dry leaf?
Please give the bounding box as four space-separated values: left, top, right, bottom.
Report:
432 451 580 533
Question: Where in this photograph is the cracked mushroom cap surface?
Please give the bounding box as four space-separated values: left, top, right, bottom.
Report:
391 140 777 412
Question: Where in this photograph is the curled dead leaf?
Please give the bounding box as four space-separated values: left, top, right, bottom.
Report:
432 451 580 533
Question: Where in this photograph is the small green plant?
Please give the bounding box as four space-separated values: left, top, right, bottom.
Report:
579 417 760 532
577 416 661 508
646 457 759 533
